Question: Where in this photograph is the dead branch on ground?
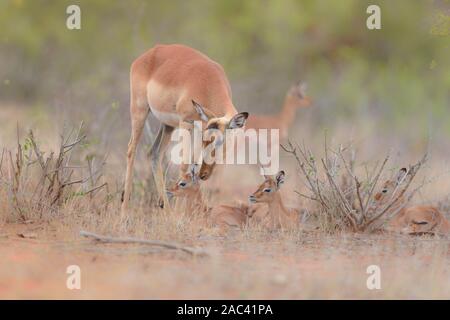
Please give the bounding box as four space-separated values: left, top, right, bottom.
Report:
79 230 209 257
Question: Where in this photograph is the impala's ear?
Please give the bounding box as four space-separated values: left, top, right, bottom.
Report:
275 170 285 188
259 166 269 180
228 112 248 129
396 168 408 185
298 82 307 97
189 163 201 183
192 100 210 122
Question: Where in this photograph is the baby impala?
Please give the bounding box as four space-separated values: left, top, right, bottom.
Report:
372 167 450 236
249 170 300 230
166 164 264 233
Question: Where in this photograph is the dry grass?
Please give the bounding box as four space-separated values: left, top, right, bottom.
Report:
281 139 428 233
1 109 450 299
0 124 110 224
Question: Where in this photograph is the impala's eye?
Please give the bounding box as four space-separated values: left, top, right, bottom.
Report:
412 220 428 225
178 181 187 188
382 189 388 194
207 122 219 130
263 188 272 193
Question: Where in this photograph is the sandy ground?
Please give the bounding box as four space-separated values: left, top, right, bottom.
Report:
1 104 450 299
1 222 449 299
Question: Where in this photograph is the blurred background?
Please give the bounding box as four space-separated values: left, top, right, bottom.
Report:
2 1 450 300
0 0 449 186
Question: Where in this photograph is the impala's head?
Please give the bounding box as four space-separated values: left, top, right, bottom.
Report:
166 164 200 199
287 82 312 108
249 170 285 204
373 168 411 207
192 100 249 180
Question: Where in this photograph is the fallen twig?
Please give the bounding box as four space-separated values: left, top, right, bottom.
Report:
79 230 209 257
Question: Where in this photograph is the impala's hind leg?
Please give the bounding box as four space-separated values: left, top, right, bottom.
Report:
121 104 149 218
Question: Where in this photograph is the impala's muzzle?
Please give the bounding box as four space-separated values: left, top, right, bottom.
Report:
166 190 174 200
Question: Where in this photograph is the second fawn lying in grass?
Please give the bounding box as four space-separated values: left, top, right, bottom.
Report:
166 164 264 232
248 170 301 230
372 167 450 236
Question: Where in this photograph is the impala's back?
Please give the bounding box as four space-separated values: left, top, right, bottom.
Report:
388 206 450 235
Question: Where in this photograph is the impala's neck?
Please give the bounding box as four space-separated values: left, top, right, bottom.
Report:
204 89 237 119
279 95 299 132
188 190 208 214
267 192 291 227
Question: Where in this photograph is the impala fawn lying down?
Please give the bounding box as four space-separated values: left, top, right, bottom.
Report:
248 170 301 230
245 82 312 140
166 164 264 232
372 168 450 236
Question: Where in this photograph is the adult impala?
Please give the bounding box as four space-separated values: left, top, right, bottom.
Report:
245 82 312 141
121 44 248 217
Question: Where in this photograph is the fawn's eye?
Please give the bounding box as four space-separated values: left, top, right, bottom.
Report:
412 220 428 225
263 188 272 193
178 181 187 188
382 189 388 194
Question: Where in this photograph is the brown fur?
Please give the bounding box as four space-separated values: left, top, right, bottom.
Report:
388 206 450 235
166 165 263 233
249 171 300 230
372 168 450 236
121 44 248 217
245 83 312 140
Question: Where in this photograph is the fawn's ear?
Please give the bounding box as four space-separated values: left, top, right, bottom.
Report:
259 165 269 180
192 100 210 122
189 163 201 183
396 168 408 185
275 170 285 189
228 112 248 129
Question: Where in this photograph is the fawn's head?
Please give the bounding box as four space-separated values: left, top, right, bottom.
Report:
166 164 200 199
373 168 412 206
191 100 249 181
286 82 312 108
249 170 285 204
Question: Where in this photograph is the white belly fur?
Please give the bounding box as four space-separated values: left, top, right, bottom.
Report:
150 107 180 127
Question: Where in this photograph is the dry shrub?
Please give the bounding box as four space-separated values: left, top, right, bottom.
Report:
282 140 427 233
0 124 110 222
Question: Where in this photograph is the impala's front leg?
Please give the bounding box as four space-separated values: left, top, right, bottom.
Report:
121 104 149 219
149 124 174 208
177 120 203 177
